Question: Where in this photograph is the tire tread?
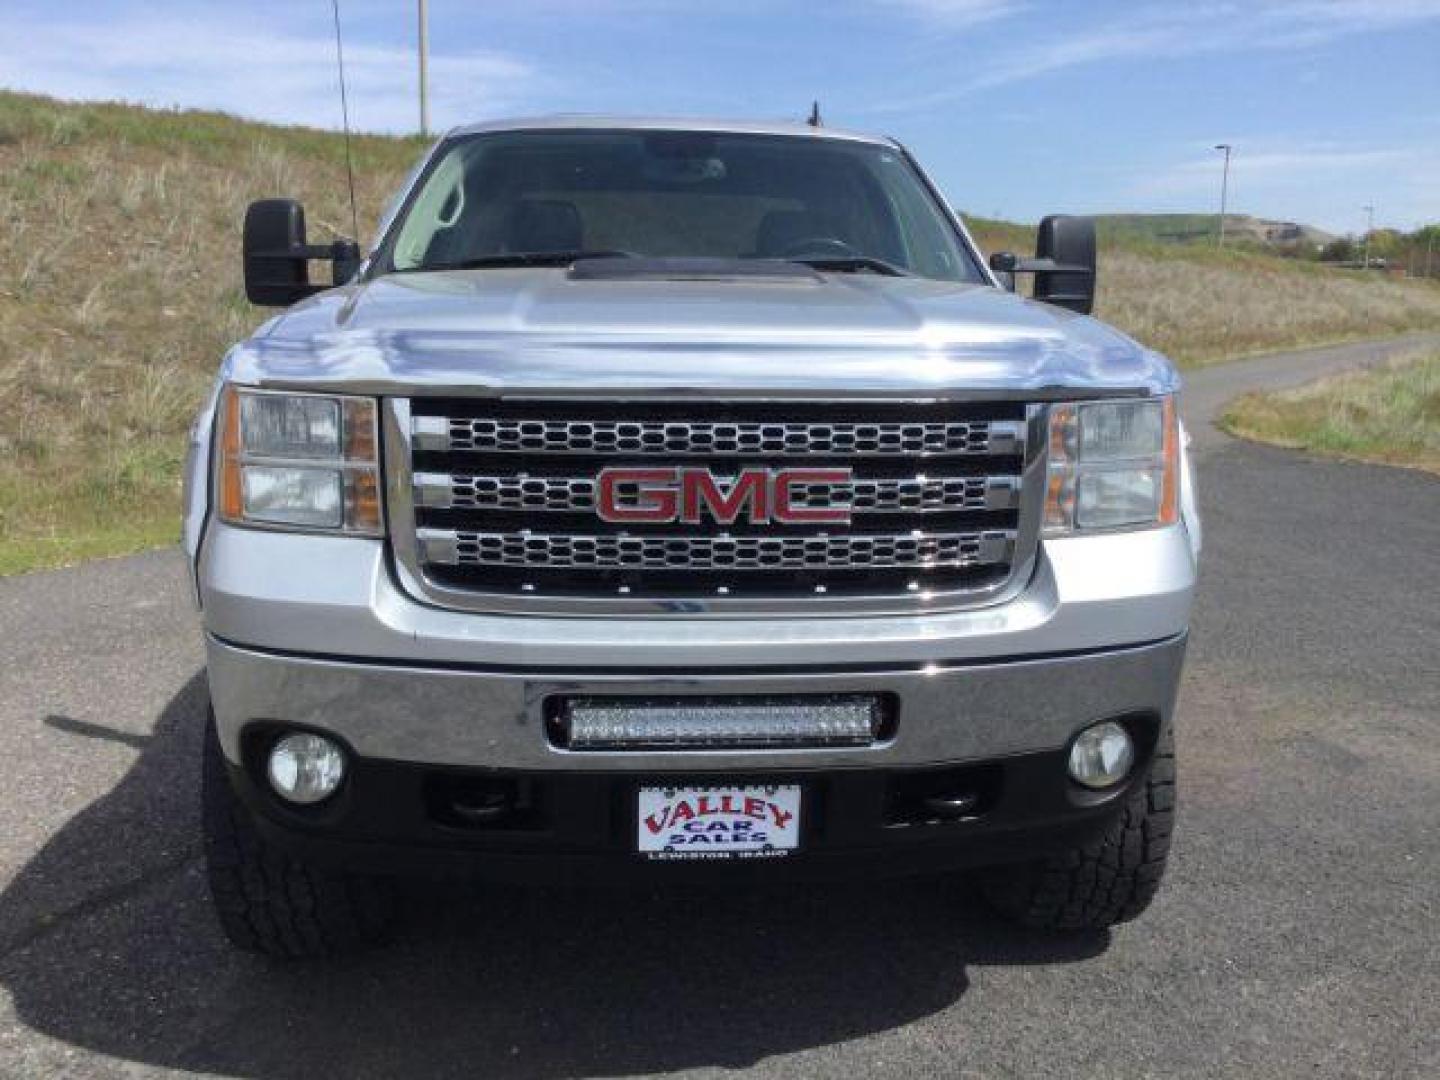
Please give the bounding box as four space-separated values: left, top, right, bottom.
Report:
983 728 1176 931
202 712 395 959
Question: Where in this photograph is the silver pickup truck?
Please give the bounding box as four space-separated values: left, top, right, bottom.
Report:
185 117 1199 958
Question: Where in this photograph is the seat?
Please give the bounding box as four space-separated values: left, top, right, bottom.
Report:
502 200 583 254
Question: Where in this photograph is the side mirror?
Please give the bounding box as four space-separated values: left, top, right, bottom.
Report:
243 198 360 307
986 215 1097 315
1032 214 1096 314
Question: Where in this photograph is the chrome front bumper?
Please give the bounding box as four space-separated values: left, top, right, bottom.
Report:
206 632 1185 772
199 518 1195 772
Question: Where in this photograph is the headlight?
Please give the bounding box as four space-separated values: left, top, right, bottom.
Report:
1044 397 1178 534
217 387 382 534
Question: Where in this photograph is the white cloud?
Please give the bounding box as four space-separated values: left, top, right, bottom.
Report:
871 0 1024 24
0 13 549 133
1254 0 1440 39
863 0 1440 111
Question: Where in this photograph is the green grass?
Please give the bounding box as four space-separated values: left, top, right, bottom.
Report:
3 88 1440 576
0 514 178 577
1221 352 1440 473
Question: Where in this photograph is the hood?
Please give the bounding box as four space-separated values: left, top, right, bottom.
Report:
226 268 1179 399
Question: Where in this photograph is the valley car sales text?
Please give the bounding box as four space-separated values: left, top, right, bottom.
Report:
643 792 795 857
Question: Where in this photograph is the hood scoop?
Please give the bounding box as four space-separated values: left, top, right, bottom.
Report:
568 256 821 283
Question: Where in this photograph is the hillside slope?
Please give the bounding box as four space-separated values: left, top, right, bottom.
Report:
1088 213 1335 248
3 91 1440 573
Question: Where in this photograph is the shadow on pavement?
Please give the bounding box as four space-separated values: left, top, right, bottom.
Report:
1 673 1108 1078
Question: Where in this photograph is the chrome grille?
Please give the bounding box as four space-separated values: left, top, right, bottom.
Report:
390 398 1041 614
414 415 1024 457
415 471 1019 514
418 528 1013 571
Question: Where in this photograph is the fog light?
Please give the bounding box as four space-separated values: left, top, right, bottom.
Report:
266 733 346 804
1067 721 1134 789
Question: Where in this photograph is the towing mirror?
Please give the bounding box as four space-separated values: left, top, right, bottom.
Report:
243 198 361 307
1033 215 1096 314
987 214 1097 315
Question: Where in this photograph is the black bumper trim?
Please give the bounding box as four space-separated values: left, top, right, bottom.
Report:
228 714 1164 884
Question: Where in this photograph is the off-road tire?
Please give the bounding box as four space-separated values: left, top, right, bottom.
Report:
982 727 1176 932
202 711 396 958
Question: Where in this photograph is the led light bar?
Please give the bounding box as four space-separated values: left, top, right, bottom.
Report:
556 696 884 751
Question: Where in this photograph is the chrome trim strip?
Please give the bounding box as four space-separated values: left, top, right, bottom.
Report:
411 414 1023 458
416 527 1016 571
384 398 1045 617
412 470 1021 514
411 415 452 453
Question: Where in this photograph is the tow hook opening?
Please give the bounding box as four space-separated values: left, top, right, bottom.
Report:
885 764 1002 827
424 774 545 832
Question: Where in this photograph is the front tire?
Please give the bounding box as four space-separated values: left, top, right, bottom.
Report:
201 710 396 958
982 728 1176 932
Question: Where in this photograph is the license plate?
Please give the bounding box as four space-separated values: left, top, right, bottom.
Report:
637 784 802 861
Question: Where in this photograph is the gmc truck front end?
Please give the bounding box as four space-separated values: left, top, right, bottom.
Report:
189 118 1198 957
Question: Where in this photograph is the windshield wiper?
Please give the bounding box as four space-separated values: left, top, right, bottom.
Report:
404 250 635 272
787 256 911 277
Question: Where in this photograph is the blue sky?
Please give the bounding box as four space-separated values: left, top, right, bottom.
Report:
3 0 1438 232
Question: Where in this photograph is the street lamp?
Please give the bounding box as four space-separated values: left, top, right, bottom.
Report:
1360 205 1375 271
1214 144 1233 248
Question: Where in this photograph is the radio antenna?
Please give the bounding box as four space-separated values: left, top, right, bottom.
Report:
330 0 361 240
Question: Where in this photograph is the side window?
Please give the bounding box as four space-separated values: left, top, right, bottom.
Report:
371 147 435 254
392 149 469 269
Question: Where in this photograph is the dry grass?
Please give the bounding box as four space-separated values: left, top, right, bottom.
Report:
1221 352 1440 474
0 92 422 574
966 221 1440 366
2 90 1439 575
1097 248 1440 366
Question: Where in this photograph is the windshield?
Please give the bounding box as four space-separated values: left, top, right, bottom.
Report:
384 129 982 282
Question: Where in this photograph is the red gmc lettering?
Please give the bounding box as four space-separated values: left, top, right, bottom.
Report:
596 468 679 523
680 470 769 524
597 467 853 525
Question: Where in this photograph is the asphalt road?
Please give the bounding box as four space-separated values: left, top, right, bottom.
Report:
1 335 1437 1079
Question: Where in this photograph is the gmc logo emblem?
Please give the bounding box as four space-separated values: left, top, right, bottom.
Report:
597 467 853 525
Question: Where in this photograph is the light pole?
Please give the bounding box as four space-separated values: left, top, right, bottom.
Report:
1214 144 1232 248
1361 205 1374 270
418 0 430 137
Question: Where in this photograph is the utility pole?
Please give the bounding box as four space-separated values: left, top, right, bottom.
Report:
1214 144 1232 248
1425 229 1435 280
1361 204 1374 270
418 0 430 137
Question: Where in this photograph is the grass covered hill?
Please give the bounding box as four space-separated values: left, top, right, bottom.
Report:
3 90 1440 573
0 93 425 572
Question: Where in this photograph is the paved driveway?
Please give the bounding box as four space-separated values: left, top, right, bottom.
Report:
0 336 1436 1078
